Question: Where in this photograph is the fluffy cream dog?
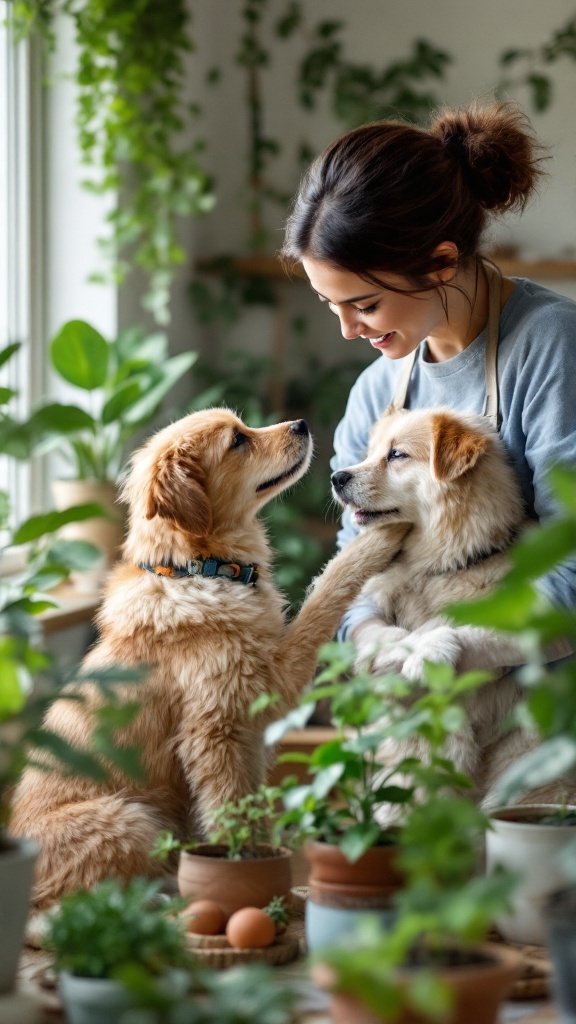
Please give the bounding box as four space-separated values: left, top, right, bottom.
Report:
331 405 565 807
11 408 407 907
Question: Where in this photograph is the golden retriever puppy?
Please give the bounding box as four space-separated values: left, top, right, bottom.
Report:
11 408 408 907
332 406 571 808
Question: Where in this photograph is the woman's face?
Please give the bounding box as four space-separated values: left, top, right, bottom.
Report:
301 258 446 360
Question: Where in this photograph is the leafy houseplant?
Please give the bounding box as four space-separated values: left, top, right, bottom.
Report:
153 785 294 921
448 465 576 990
272 643 490 951
31 319 197 483
0 340 146 996
44 877 193 1024
11 0 215 325
27 319 197 580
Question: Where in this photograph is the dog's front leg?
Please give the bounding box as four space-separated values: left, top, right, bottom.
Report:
176 720 267 835
273 522 411 709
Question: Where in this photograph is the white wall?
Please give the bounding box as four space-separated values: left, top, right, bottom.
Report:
43 2 576 369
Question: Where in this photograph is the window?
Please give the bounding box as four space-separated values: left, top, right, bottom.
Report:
0 5 42 541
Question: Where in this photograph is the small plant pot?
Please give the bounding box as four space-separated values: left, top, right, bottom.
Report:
51 479 125 591
323 943 522 1024
59 973 133 1024
304 839 404 909
543 885 576 1022
59 968 190 1024
485 804 576 944
177 843 293 921
305 895 397 953
0 836 39 995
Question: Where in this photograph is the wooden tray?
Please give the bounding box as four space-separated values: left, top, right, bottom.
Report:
186 920 302 968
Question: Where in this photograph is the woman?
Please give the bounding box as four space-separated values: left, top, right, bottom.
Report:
280 100 576 659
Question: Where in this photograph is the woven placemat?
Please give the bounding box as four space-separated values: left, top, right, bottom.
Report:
488 931 552 1000
186 921 302 968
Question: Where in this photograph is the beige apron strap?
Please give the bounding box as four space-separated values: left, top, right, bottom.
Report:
482 261 502 431
388 346 418 413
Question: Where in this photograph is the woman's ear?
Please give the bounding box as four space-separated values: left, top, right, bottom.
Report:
431 412 489 482
146 442 213 537
430 241 459 284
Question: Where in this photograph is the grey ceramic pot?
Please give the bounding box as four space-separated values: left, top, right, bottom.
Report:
0 836 39 995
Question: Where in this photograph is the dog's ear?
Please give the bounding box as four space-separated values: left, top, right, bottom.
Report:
431 413 489 482
146 442 213 536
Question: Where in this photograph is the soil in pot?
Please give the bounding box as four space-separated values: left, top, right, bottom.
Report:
486 804 576 945
177 843 292 921
324 942 522 1024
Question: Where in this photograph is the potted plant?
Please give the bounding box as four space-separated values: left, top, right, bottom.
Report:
28 319 197 583
43 877 192 1024
152 784 294 921
311 799 521 1024
447 464 576 951
273 644 490 952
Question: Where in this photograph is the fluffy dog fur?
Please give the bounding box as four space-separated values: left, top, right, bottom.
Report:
10 408 408 908
332 405 572 810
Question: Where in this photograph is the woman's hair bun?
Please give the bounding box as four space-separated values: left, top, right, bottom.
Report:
429 100 548 212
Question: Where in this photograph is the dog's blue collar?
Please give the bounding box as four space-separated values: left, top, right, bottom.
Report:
139 557 258 586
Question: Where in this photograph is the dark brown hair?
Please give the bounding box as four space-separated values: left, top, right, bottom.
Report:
280 100 548 290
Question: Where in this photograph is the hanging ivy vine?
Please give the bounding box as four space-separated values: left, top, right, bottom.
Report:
12 0 215 324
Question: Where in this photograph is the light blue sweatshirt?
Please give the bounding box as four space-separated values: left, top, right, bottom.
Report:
331 278 576 638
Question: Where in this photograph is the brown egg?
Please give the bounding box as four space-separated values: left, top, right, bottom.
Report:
225 907 277 949
182 898 226 935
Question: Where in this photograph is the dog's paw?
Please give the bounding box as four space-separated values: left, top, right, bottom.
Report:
401 627 462 682
353 623 410 674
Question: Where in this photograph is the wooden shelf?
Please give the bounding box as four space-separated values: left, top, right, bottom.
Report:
493 257 576 279
40 583 100 635
196 253 576 282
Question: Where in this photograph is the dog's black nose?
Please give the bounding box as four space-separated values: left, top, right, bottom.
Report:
290 419 309 435
331 470 353 492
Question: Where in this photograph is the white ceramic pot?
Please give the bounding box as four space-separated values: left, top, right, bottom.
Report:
51 480 125 591
59 968 190 1024
486 804 576 945
0 837 39 995
59 973 133 1024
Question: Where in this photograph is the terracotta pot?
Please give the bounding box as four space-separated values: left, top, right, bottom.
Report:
51 480 126 591
486 804 576 945
326 943 522 1024
177 843 292 921
304 839 403 909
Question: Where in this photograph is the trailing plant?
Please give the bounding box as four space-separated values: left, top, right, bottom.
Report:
498 14 576 112
11 0 215 324
272 643 490 863
28 319 197 481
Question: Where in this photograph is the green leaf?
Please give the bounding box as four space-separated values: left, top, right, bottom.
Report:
495 736 576 804
0 341 21 369
121 352 197 425
508 519 576 583
12 504 106 544
339 821 383 862
28 403 97 435
50 321 109 390
448 580 537 631
549 466 576 515
0 660 27 718
46 539 103 571
101 380 143 424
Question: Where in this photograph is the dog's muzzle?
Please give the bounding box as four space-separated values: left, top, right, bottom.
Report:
331 469 353 497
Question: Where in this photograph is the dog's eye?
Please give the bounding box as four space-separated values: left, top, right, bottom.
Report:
387 448 408 462
230 430 248 449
